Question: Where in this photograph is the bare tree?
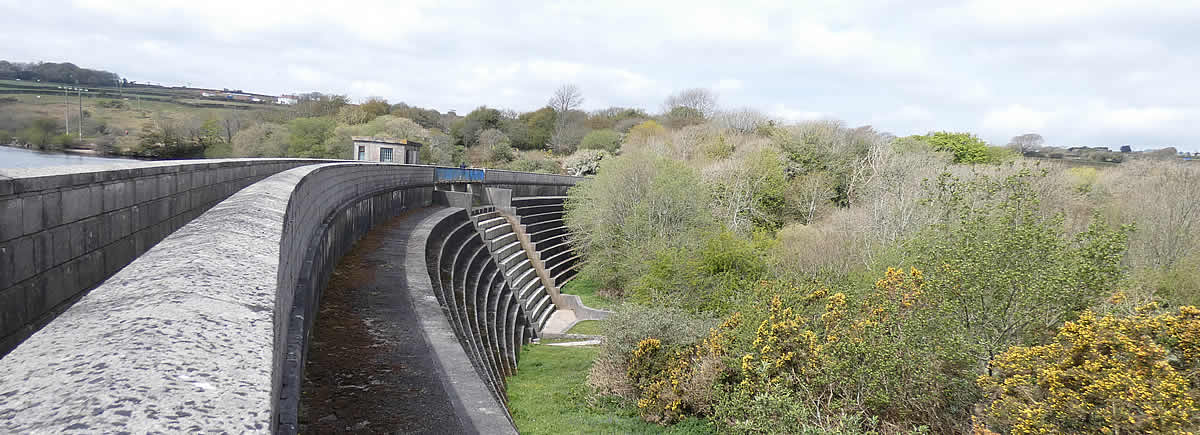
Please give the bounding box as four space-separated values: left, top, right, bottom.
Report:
548 84 584 118
662 88 718 119
549 84 585 152
714 107 769 133
220 110 245 144
1008 133 1044 153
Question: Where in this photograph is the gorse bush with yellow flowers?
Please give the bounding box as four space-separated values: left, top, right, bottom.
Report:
607 269 981 432
978 305 1200 433
718 268 977 433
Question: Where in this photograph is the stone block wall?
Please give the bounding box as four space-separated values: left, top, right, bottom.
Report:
0 159 330 355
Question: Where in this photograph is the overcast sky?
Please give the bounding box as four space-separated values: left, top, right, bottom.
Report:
2 0 1197 151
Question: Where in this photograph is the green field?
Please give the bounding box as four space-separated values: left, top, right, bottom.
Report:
559 275 617 310
566 320 604 335
0 87 282 153
507 344 713 434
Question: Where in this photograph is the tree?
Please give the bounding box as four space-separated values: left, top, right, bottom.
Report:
1007 133 1044 153
359 97 390 117
548 84 586 153
919 131 991 164
548 84 584 121
293 93 348 118
662 88 718 119
578 129 622 153
714 108 769 134
391 102 446 130
136 120 205 158
565 152 715 290
912 169 1131 366
336 105 374 125
21 118 59 150
549 121 588 154
703 149 789 233
662 106 705 129
626 120 668 144
477 128 514 163
1147 147 1179 159
450 106 502 147
286 117 337 157
231 123 289 157
510 107 556 150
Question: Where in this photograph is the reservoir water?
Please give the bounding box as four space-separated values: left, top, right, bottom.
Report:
0 146 133 169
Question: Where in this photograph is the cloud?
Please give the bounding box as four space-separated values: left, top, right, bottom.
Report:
769 104 830 123
714 79 743 92
0 0 1196 150
982 105 1056 133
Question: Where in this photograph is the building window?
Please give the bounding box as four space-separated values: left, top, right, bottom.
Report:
406 150 418 164
357 146 365 161
380 147 393 162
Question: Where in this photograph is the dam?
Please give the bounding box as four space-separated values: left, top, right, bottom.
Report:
0 159 599 433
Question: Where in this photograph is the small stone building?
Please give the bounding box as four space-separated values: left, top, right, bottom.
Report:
351 136 423 164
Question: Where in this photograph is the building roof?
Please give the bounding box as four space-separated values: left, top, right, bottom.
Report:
351 136 423 147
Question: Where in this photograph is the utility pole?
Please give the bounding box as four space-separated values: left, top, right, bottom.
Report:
59 86 69 134
78 88 85 138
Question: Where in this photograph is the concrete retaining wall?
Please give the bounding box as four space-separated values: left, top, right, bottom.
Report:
0 159 332 356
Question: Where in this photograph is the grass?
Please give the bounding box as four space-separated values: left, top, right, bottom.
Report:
567 320 604 335
507 344 714 434
560 275 617 310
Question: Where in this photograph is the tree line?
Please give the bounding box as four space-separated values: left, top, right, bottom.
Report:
0 60 120 86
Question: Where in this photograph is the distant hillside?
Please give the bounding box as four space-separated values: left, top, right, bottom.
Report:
0 61 119 87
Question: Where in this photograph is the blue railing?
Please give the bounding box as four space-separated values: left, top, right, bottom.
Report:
435 167 485 183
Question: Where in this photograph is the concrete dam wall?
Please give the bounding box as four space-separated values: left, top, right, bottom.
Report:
0 160 581 433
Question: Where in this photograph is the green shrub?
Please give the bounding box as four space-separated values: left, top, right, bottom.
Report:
626 120 668 144
51 133 76 148
915 131 991 164
286 117 337 157
504 155 560 174
711 388 877 435
630 231 771 314
565 153 715 291
589 305 715 401
0 129 11 144
700 135 734 159
911 168 1132 364
20 118 58 149
579 129 622 153
489 142 515 163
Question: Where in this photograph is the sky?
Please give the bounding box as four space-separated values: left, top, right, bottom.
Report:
1 0 1197 151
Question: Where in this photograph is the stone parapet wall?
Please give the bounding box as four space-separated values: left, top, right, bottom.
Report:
0 159 334 355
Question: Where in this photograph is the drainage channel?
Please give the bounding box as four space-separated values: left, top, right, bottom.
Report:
298 208 465 434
